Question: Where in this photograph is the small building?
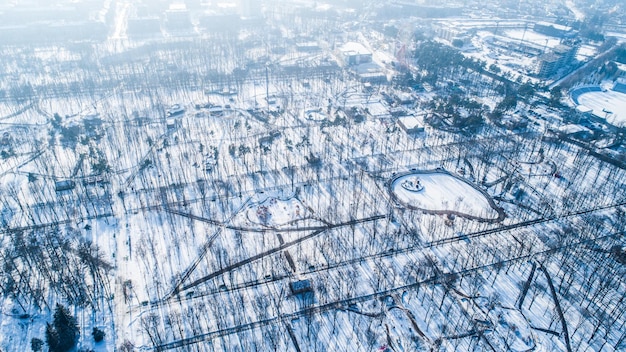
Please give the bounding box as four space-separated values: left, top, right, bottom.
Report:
0 131 11 146
353 61 386 83
397 115 425 134
436 22 469 45
296 42 321 52
394 92 415 105
389 107 407 117
358 71 387 83
290 280 313 295
164 4 192 33
55 180 76 192
82 176 108 185
614 77 626 93
533 22 574 38
340 42 373 66
207 106 224 116
167 104 185 117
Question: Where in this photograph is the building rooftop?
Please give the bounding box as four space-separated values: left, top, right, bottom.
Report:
398 115 425 132
340 42 371 56
539 53 561 63
553 44 574 54
290 280 313 295
535 21 573 33
168 3 187 11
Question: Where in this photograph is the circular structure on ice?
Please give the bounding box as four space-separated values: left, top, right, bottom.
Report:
303 109 327 121
400 176 424 192
390 170 504 222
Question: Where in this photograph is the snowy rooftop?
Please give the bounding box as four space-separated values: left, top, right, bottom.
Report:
168 3 187 11
340 42 371 56
558 124 588 134
535 21 573 32
397 115 424 130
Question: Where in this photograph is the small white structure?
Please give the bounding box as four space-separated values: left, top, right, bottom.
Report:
167 104 185 117
397 115 425 134
401 177 424 192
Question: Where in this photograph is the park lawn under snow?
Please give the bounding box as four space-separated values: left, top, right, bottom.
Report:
392 172 500 220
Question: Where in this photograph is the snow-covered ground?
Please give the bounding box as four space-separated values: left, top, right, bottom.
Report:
0 13 625 352
391 171 501 221
576 89 626 127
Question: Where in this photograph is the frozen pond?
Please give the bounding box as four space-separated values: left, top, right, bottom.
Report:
391 171 503 221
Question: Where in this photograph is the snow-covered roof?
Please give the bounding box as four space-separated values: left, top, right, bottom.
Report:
340 42 371 56
353 62 382 74
535 21 573 32
398 115 425 131
558 124 588 134
168 3 187 11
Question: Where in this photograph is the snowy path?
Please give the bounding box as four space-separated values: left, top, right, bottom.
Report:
540 265 572 352
151 228 626 351
171 214 386 296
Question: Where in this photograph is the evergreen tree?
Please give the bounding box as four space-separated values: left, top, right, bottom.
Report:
31 338 44 352
46 304 80 352
45 323 60 352
92 327 105 342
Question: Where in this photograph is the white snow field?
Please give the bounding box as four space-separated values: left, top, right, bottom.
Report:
391 172 502 221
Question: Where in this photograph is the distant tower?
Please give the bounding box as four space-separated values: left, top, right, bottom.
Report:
240 0 262 19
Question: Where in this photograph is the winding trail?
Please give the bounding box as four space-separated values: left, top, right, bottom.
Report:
540 264 572 352
517 261 537 309
0 102 35 121
149 228 625 351
169 214 386 298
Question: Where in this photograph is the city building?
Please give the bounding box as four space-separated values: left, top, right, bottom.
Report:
398 115 426 134
340 42 373 66
55 180 76 192
536 44 578 77
296 42 321 52
164 3 193 33
290 280 313 295
437 22 470 45
533 22 575 38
